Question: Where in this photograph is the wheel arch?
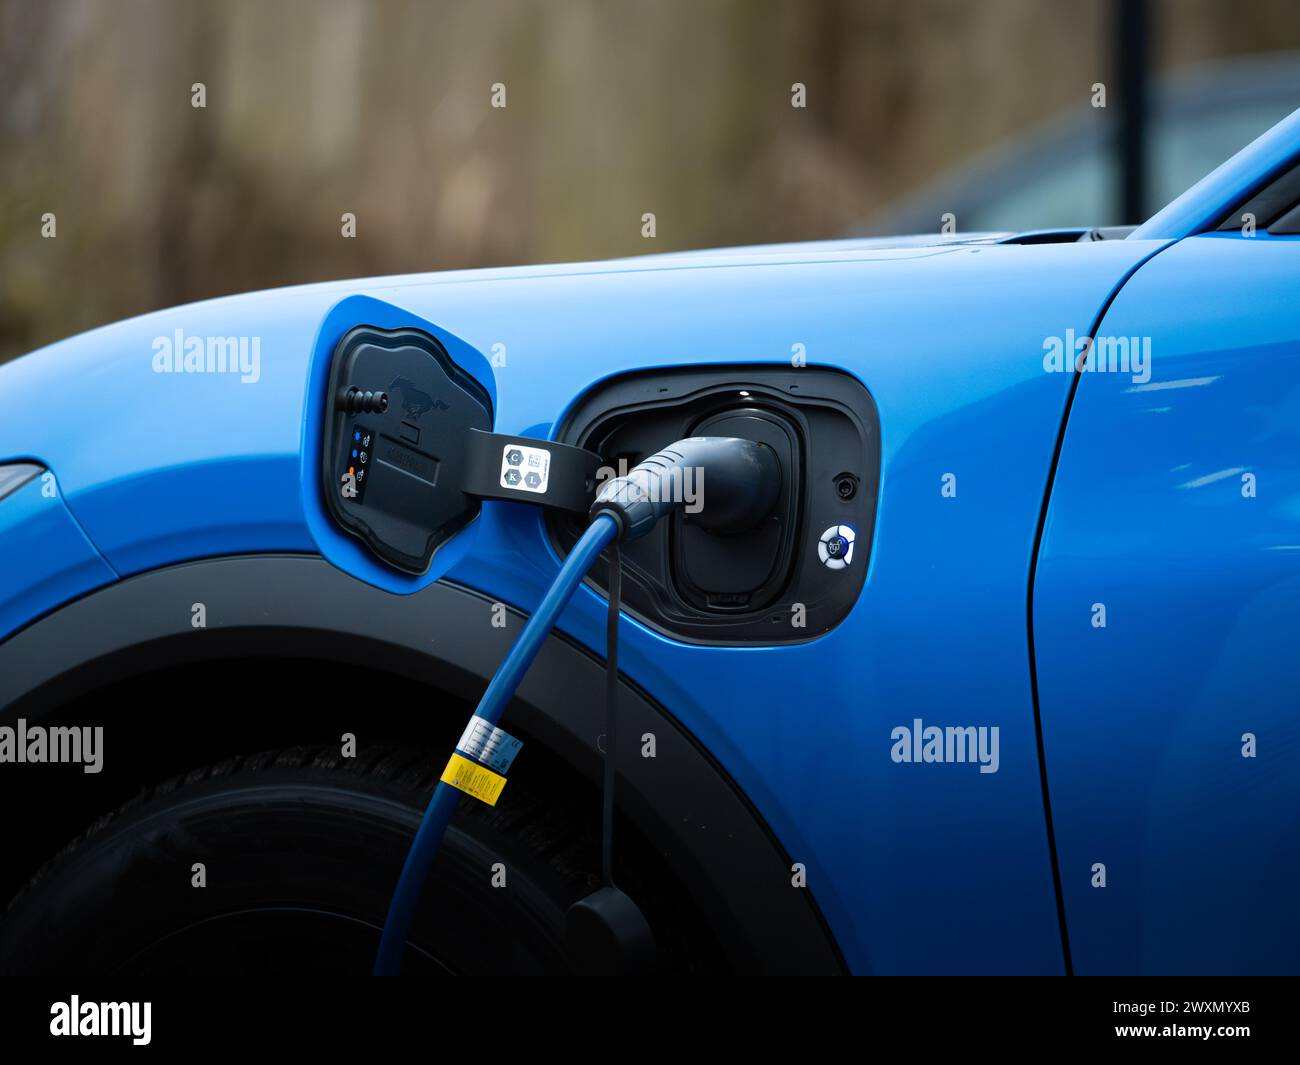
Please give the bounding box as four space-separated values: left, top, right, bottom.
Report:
0 554 844 974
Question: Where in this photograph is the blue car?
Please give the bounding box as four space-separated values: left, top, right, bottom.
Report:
1 107 1298 978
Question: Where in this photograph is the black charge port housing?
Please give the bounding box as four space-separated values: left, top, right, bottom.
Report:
549 365 880 647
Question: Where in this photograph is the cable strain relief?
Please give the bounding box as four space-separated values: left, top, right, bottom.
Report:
587 502 629 541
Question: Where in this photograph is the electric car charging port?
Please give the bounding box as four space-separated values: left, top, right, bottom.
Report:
550 366 880 646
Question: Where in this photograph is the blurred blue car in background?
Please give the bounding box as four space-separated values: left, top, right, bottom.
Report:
869 53 1300 233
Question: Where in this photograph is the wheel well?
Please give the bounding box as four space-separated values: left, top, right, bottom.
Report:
0 555 845 973
0 655 731 970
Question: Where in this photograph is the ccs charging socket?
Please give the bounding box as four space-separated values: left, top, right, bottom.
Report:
550 366 880 646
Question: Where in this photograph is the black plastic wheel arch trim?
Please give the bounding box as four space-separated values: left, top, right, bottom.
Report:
0 554 845 975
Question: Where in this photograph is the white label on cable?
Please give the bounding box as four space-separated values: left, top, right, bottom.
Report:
456 716 524 774
499 443 551 495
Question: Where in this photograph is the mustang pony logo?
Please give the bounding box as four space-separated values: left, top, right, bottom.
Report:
389 376 449 419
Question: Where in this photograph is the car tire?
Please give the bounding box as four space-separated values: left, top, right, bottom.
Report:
0 745 592 976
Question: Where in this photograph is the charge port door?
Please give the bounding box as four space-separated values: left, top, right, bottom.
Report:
322 326 493 574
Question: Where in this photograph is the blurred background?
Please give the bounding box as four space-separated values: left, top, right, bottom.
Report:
1 0 1298 363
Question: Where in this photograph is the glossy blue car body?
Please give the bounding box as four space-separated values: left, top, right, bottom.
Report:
3 110 1297 975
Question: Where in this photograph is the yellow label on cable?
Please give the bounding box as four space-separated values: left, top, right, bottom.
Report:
440 751 508 806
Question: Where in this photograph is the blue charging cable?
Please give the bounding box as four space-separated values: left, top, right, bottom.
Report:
374 435 779 974
374 513 619 974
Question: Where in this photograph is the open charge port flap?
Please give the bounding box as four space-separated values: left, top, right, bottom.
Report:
322 326 492 575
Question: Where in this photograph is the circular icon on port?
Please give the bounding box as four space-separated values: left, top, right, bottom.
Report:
818 524 855 570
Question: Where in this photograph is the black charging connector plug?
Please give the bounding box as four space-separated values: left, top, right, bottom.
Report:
588 436 781 542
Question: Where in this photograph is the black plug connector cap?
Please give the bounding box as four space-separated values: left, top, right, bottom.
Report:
336 387 389 414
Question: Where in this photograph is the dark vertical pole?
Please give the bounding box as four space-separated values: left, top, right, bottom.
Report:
1116 0 1151 223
